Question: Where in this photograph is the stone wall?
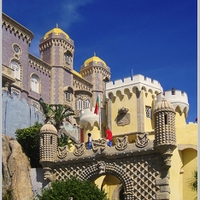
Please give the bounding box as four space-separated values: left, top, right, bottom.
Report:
2 90 44 139
30 168 49 199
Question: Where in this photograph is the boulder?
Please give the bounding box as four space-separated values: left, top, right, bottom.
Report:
2 134 34 200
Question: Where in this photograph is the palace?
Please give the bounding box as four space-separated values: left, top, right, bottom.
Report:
2 13 197 200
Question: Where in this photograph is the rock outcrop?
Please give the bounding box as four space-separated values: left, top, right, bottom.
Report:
2 134 34 200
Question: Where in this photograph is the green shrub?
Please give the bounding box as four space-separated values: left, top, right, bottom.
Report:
15 122 43 168
37 177 109 200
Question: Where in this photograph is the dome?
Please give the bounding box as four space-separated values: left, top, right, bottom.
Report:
84 54 107 67
40 122 57 134
154 98 175 113
44 27 70 40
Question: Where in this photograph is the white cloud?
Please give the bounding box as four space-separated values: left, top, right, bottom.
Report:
61 0 94 29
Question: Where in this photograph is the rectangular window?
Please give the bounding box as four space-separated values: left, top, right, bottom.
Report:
66 92 70 101
145 106 152 118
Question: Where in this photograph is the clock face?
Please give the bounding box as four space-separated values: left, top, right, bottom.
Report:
13 44 20 53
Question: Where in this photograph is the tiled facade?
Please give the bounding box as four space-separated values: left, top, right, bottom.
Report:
2 13 111 137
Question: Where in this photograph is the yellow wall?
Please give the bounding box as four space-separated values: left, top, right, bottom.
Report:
182 149 197 200
169 148 184 200
102 174 121 200
110 91 138 135
175 108 187 127
83 122 101 142
176 123 198 145
169 122 198 200
143 91 155 132
110 90 157 136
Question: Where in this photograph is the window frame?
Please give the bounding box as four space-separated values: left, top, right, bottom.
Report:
10 59 21 80
30 74 40 93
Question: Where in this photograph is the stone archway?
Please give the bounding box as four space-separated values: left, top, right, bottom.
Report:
77 161 134 200
112 184 123 200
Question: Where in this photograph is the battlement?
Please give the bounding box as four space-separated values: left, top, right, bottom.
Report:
106 74 163 98
156 90 189 115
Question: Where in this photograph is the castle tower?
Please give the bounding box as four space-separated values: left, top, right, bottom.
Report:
154 98 176 168
39 26 75 104
39 122 58 163
80 54 111 108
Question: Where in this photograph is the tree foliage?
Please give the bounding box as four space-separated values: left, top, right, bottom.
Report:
37 177 109 200
190 170 197 191
39 101 75 131
15 122 43 168
58 133 73 148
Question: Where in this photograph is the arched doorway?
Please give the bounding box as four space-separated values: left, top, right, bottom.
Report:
93 174 125 200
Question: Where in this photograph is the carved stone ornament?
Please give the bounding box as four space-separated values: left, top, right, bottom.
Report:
92 138 107 151
73 143 85 156
118 107 129 114
115 135 129 151
97 161 106 174
57 145 68 159
157 144 176 169
43 167 53 182
135 132 149 148
117 113 130 126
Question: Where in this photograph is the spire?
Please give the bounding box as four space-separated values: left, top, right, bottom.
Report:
56 23 58 28
94 52 96 56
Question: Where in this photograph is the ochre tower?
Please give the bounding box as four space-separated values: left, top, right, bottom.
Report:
39 26 75 105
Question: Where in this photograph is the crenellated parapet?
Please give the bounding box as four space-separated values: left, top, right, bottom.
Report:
39 38 74 53
156 89 189 116
2 13 34 44
106 74 163 98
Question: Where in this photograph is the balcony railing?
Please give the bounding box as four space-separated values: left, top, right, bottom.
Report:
2 65 15 82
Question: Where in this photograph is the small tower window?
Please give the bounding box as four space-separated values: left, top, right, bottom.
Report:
164 114 168 124
50 136 53 145
145 106 152 119
64 51 72 64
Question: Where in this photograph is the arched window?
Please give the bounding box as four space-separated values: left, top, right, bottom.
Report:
65 87 73 101
10 59 20 80
64 51 72 64
31 74 40 93
66 91 70 101
77 99 83 110
85 99 90 109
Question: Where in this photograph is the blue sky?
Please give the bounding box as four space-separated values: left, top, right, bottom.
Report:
2 0 197 123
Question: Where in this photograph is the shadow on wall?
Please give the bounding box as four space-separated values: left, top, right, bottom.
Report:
31 168 49 199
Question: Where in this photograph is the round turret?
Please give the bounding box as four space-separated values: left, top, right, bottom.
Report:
40 122 58 163
154 98 176 168
40 121 57 134
154 98 175 113
154 98 176 145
